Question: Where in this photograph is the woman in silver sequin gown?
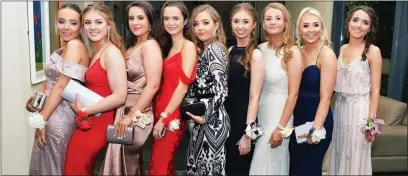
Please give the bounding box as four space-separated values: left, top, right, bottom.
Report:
27 4 89 175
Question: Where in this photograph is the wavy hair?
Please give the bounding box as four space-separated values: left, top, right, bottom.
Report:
82 3 126 55
295 7 332 47
230 3 258 77
159 1 190 58
345 5 378 61
262 3 294 63
189 4 227 55
126 1 159 49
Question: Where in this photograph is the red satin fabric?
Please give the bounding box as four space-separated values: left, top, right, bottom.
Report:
149 52 196 175
64 58 114 175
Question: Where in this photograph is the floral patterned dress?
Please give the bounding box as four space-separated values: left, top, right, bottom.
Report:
185 42 230 175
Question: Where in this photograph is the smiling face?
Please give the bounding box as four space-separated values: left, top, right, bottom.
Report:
231 10 256 39
163 6 185 36
83 10 111 42
263 8 285 35
128 6 150 37
193 11 218 44
348 9 372 40
57 8 81 42
298 12 322 44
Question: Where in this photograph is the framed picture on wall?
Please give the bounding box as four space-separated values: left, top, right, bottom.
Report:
27 1 51 84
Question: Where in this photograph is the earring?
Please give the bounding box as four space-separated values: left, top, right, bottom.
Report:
108 28 111 40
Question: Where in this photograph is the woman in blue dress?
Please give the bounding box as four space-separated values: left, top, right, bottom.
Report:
289 7 337 175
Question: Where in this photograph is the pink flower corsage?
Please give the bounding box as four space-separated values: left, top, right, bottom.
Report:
362 113 385 136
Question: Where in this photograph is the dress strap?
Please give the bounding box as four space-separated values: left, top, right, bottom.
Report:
315 45 325 65
98 44 111 59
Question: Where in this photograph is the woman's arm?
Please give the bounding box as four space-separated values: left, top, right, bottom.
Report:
160 41 197 119
246 49 265 124
278 47 302 127
312 46 337 129
40 40 87 120
84 46 127 115
202 43 228 123
128 40 163 115
368 45 382 119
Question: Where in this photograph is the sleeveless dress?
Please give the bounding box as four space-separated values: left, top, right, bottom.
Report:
185 42 229 176
249 43 292 175
64 57 115 175
225 46 254 175
99 43 153 175
149 50 197 175
29 48 87 175
328 47 372 175
289 49 334 176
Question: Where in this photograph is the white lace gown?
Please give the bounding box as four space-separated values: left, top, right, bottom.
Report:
328 47 372 175
249 43 293 175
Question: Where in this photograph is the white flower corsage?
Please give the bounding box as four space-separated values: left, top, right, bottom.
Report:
309 127 326 143
277 124 294 138
169 119 181 132
245 122 263 141
28 112 47 130
131 110 151 128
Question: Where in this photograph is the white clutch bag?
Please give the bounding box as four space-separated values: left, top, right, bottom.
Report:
294 121 313 144
62 80 103 117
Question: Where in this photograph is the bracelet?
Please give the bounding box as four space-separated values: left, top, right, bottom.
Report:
28 113 47 130
277 124 294 138
77 107 88 118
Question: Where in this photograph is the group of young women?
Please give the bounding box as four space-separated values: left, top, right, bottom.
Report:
25 1 382 176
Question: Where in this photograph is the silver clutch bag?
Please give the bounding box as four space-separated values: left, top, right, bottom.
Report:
106 125 134 145
30 92 47 110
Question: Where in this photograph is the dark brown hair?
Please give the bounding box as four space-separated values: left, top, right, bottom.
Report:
126 1 159 49
159 1 190 58
230 3 258 77
345 5 379 60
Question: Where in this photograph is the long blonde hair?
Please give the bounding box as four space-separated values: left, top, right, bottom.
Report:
262 3 294 63
230 3 258 77
295 7 332 47
82 3 125 55
189 4 227 55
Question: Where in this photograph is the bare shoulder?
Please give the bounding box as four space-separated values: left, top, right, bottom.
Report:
103 44 123 60
66 39 86 50
143 39 161 50
320 45 337 65
252 48 263 62
340 44 347 52
368 44 381 56
290 45 302 59
183 40 197 51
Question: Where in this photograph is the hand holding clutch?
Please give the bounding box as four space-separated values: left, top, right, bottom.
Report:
106 125 134 145
180 97 206 121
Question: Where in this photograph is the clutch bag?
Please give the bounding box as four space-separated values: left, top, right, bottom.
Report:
106 125 134 145
31 92 47 110
180 97 206 120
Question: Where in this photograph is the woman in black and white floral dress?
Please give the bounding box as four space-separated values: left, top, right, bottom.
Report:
184 4 230 176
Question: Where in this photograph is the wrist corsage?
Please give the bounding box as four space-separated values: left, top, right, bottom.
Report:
75 108 92 131
161 112 180 132
28 112 47 130
362 113 385 136
130 109 151 128
245 122 263 141
277 124 294 138
308 127 326 143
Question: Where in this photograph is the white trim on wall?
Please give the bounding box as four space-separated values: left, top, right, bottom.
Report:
27 1 50 84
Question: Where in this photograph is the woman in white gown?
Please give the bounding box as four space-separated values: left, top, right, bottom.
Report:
249 3 302 175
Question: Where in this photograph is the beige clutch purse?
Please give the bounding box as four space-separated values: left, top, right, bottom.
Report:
106 125 134 145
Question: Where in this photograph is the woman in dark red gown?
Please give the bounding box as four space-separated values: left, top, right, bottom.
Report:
63 3 128 175
149 2 197 175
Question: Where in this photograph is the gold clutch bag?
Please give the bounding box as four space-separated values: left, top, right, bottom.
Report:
106 125 134 145
30 92 47 110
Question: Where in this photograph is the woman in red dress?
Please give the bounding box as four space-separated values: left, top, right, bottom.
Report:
63 3 128 175
149 1 197 175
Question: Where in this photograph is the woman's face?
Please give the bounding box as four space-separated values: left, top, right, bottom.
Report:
263 8 285 35
163 6 185 36
83 11 111 42
193 11 218 43
128 6 150 37
348 10 372 40
57 8 81 42
231 11 256 40
298 12 322 44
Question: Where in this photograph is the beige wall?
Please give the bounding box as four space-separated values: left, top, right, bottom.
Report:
1 1 92 174
286 1 334 39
